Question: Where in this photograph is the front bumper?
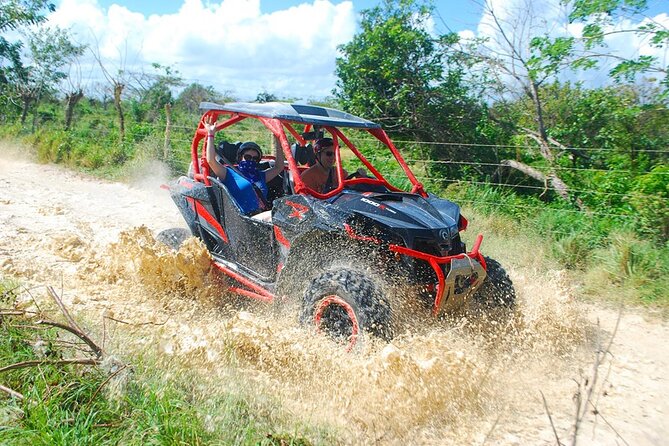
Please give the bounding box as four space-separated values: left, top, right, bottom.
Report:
389 234 487 315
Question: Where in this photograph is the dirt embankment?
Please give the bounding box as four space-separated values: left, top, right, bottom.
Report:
1 152 667 445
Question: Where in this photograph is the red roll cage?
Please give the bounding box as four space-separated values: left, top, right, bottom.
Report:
188 105 428 199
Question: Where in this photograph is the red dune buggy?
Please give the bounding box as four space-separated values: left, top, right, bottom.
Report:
160 102 515 349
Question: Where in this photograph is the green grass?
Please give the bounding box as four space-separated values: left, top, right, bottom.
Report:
445 183 669 307
0 280 330 445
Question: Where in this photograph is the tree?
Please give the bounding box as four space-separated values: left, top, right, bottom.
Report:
91 38 132 143
176 83 231 115
255 91 277 103
334 0 487 143
13 26 85 126
62 55 86 130
334 0 499 183
0 0 55 118
496 80 668 217
565 0 669 93
476 0 582 205
128 63 183 123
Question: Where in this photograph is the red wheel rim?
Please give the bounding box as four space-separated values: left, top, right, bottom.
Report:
314 295 360 352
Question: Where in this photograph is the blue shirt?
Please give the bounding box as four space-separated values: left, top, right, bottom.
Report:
222 167 268 214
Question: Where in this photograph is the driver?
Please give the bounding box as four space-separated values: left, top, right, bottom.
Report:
300 137 365 193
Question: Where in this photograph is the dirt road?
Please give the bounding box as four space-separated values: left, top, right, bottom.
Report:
1 152 667 445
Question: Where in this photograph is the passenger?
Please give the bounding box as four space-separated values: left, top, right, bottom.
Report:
204 117 284 215
300 137 366 193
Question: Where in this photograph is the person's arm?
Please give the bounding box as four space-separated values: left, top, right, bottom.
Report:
264 135 285 182
204 118 227 180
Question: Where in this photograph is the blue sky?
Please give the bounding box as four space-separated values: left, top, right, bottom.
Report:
92 1 484 32
49 0 667 101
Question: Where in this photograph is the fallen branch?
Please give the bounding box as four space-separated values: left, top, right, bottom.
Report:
0 358 100 374
1 310 28 316
25 286 43 314
587 400 630 446
524 132 555 162
481 414 501 445
541 390 563 446
104 315 169 326
0 383 24 400
86 364 128 407
35 319 103 359
45 287 103 359
496 159 571 201
0 284 22 302
46 286 82 332
571 309 624 446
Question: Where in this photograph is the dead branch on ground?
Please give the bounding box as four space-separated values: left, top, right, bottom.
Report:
104 315 169 326
540 390 563 446
1 284 128 399
34 318 103 359
0 383 24 400
86 364 129 408
0 358 100 374
570 309 625 446
46 286 103 359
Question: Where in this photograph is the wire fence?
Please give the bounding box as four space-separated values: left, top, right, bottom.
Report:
139 120 668 227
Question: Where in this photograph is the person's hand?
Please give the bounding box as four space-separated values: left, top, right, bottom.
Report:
345 168 368 180
203 116 217 136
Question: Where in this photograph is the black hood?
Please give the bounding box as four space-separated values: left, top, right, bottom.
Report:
329 191 462 251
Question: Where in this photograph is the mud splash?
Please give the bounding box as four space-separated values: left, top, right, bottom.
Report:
82 227 592 444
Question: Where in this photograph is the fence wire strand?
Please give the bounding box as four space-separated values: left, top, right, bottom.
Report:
150 122 668 224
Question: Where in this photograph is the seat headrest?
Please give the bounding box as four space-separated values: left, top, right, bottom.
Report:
291 142 316 166
216 141 241 164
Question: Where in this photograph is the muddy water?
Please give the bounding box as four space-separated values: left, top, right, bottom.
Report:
79 227 585 444
1 153 667 445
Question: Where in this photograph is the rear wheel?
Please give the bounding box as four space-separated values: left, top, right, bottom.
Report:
473 257 516 308
156 227 191 251
301 268 392 350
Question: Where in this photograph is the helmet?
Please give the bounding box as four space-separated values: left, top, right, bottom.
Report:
236 141 263 162
314 137 333 153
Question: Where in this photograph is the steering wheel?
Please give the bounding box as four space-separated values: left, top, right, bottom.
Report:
345 170 363 180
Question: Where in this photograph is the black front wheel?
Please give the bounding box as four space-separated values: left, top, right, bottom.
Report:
473 257 516 308
301 268 392 350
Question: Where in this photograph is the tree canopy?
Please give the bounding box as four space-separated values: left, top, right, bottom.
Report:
334 0 489 144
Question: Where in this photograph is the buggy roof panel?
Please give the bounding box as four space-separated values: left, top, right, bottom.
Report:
199 101 381 129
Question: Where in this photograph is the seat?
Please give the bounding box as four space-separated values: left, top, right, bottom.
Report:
285 143 315 194
291 142 315 166
216 140 242 164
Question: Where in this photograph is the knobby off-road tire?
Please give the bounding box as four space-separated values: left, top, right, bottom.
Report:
156 227 191 251
473 256 516 308
301 268 393 349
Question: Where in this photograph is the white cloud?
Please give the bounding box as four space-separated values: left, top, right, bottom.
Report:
48 0 356 100
45 0 666 101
